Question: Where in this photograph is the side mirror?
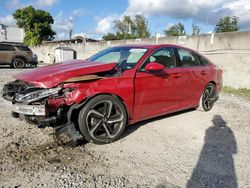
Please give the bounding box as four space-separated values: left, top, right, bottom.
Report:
144 62 165 72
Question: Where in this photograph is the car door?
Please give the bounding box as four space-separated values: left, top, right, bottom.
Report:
175 48 211 108
0 44 15 64
134 47 187 121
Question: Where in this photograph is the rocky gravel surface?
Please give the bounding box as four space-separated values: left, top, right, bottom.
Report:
0 68 249 188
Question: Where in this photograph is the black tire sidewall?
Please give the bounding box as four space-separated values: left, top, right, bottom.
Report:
13 58 26 69
78 95 128 144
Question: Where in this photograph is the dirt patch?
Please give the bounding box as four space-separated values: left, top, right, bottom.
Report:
0 68 249 187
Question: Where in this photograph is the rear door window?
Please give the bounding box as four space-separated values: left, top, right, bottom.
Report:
196 54 209 66
176 48 200 67
0 44 15 51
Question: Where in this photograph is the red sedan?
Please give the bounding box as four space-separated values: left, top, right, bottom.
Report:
2 44 223 144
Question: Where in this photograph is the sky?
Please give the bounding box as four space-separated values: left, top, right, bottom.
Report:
0 0 250 40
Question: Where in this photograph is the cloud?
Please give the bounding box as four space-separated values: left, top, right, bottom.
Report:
93 0 250 37
125 0 228 18
219 0 250 29
0 15 16 26
2 0 26 10
2 0 59 10
53 9 88 39
95 16 117 35
165 23 174 30
73 32 95 39
36 0 60 8
71 8 88 17
73 32 87 38
56 32 67 39
53 11 72 39
124 0 250 29
94 0 227 36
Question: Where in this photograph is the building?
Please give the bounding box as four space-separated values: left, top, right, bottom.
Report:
0 24 24 43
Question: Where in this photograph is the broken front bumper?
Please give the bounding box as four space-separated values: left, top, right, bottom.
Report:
12 104 46 116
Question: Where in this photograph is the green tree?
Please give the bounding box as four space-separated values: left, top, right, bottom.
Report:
13 6 56 46
214 16 239 33
103 33 118 40
103 15 150 40
164 23 186 36
114 15 135 35
134 15 150 38
192 24 201 35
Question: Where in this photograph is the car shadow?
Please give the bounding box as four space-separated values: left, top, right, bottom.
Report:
0 67 32 69
186 115 237 188
122 108 196 139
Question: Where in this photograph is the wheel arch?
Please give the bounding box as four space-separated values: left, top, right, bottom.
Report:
88 93 130 118
12 55 28 63
208 80 216 86
78 92 130 121
200 81 216 96
207 80 218 93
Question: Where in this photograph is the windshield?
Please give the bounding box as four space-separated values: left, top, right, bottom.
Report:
88 47 148 70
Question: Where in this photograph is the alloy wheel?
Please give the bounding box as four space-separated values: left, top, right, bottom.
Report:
13 58 26 69
202 84 216 111
85 100 124 141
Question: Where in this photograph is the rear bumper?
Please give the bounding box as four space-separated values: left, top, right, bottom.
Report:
12 104 46 116
27 60 38 65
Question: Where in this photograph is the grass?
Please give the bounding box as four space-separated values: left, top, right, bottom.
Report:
222 86 250 99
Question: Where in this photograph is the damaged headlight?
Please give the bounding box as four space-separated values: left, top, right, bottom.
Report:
15 87 61 103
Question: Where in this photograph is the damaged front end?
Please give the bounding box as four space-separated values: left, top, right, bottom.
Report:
3 80 62 123
2 60 122 145
2 80 85 144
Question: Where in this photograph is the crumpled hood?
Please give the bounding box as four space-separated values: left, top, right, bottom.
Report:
14 59 116 88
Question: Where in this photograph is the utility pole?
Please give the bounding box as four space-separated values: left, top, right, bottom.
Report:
69 29 72 39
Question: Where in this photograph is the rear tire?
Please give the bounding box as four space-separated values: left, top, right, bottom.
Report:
13 58 26 69
198 83 216 111
78 95 128 144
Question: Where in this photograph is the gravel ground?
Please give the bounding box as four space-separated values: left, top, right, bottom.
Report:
0 68 249 188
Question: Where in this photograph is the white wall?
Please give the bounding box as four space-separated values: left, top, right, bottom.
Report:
0 24 24 43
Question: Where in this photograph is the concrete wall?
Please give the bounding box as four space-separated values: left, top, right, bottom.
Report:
31 31 250 89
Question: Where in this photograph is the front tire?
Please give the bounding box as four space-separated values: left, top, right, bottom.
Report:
198 83 216 111
78 95 128 144
13 58 26 69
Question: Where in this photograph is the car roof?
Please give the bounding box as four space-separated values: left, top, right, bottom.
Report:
113 44 196 51
0 42 27 46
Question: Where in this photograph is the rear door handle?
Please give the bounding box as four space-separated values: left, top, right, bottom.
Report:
172 73 182 78
201 70 207 75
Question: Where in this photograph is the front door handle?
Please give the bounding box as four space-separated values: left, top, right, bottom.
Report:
172 73 182 78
